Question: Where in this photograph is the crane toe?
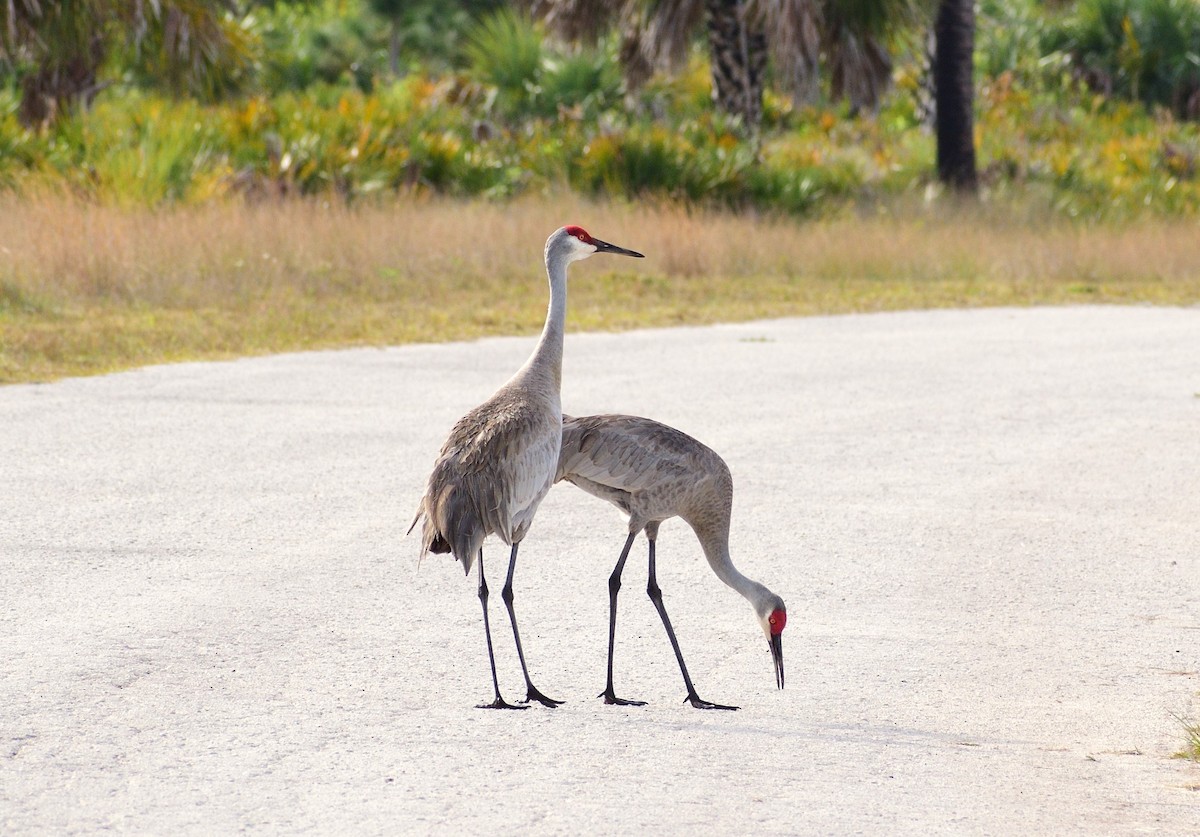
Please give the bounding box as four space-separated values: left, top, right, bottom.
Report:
685 694 739 711
477 697 529 710
523 686 564 708
600 687 647 707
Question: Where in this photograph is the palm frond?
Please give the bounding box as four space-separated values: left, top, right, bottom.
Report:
4 0 250 125
750 0 822 102
828 27 891 110
528 0 618 45
828 0 929 39
635 0 706 72
754 0 925 107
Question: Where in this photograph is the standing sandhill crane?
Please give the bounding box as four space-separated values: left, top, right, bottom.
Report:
556 414 786 710
410 227 644 710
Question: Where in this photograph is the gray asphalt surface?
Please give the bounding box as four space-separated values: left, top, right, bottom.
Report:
2 306 1199 834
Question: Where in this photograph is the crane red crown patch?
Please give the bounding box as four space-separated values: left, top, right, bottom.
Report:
564 225 592 243
768 608 787 635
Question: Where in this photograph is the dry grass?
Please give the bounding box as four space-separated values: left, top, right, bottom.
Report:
2 194 1200 383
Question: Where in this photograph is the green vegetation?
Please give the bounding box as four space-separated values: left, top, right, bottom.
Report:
1173 711 1200 762
0 0 1197 218
1048 0 1200 119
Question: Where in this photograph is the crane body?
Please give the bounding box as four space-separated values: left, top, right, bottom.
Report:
557 413 787 709
411 227 644 710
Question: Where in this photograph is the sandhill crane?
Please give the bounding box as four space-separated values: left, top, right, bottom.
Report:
556 414 786 710
410 227 644 710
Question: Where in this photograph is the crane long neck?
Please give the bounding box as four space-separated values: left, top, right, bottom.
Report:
698 527 772 612
520 248 568 390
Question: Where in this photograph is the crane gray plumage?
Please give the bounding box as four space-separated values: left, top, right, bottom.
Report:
557 413 787 709
415 387 560 571
410 226 644 710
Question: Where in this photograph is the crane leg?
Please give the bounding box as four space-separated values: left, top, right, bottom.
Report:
501 543 563 707
600 532 646 706
646 539 739 711
476 549 526 710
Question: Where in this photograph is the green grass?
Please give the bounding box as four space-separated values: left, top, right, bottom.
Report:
2 195 1198 384
1172 711 1200 762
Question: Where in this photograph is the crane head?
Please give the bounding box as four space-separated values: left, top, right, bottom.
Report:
758 600 786 690
552 225 645 262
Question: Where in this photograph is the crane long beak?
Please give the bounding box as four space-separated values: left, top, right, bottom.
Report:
592 237 644 258
770 634 784 690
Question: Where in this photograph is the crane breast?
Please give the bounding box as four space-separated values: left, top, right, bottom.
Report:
504 426 561 537
424 390 562 549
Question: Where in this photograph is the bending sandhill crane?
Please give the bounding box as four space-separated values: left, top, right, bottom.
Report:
410 227 644 710
556 414 786 710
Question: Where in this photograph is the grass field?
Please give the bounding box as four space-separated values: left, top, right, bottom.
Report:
2 195 1199 383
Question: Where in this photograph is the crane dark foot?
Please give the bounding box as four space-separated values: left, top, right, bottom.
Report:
522 685 564 708
477 696 528 710
684 693 739 711
600 686 647 707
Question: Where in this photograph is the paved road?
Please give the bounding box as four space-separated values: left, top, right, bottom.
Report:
2 306 1198 834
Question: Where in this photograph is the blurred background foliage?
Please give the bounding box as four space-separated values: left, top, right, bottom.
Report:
0 0 1198 218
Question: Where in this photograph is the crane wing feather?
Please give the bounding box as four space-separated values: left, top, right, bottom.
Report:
558 414 709 490
418 388 560 561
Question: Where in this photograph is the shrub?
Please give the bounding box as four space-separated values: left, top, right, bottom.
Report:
463 8 543 117
254 0 386 94
538 47 622 118
977 0 1071 87
1049 0 1200 118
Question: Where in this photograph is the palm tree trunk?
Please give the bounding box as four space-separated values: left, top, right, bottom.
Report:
933 0 977 192
388 19 401 77
705 0 766 129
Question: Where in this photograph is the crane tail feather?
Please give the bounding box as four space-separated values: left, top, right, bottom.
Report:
406 510 422 537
